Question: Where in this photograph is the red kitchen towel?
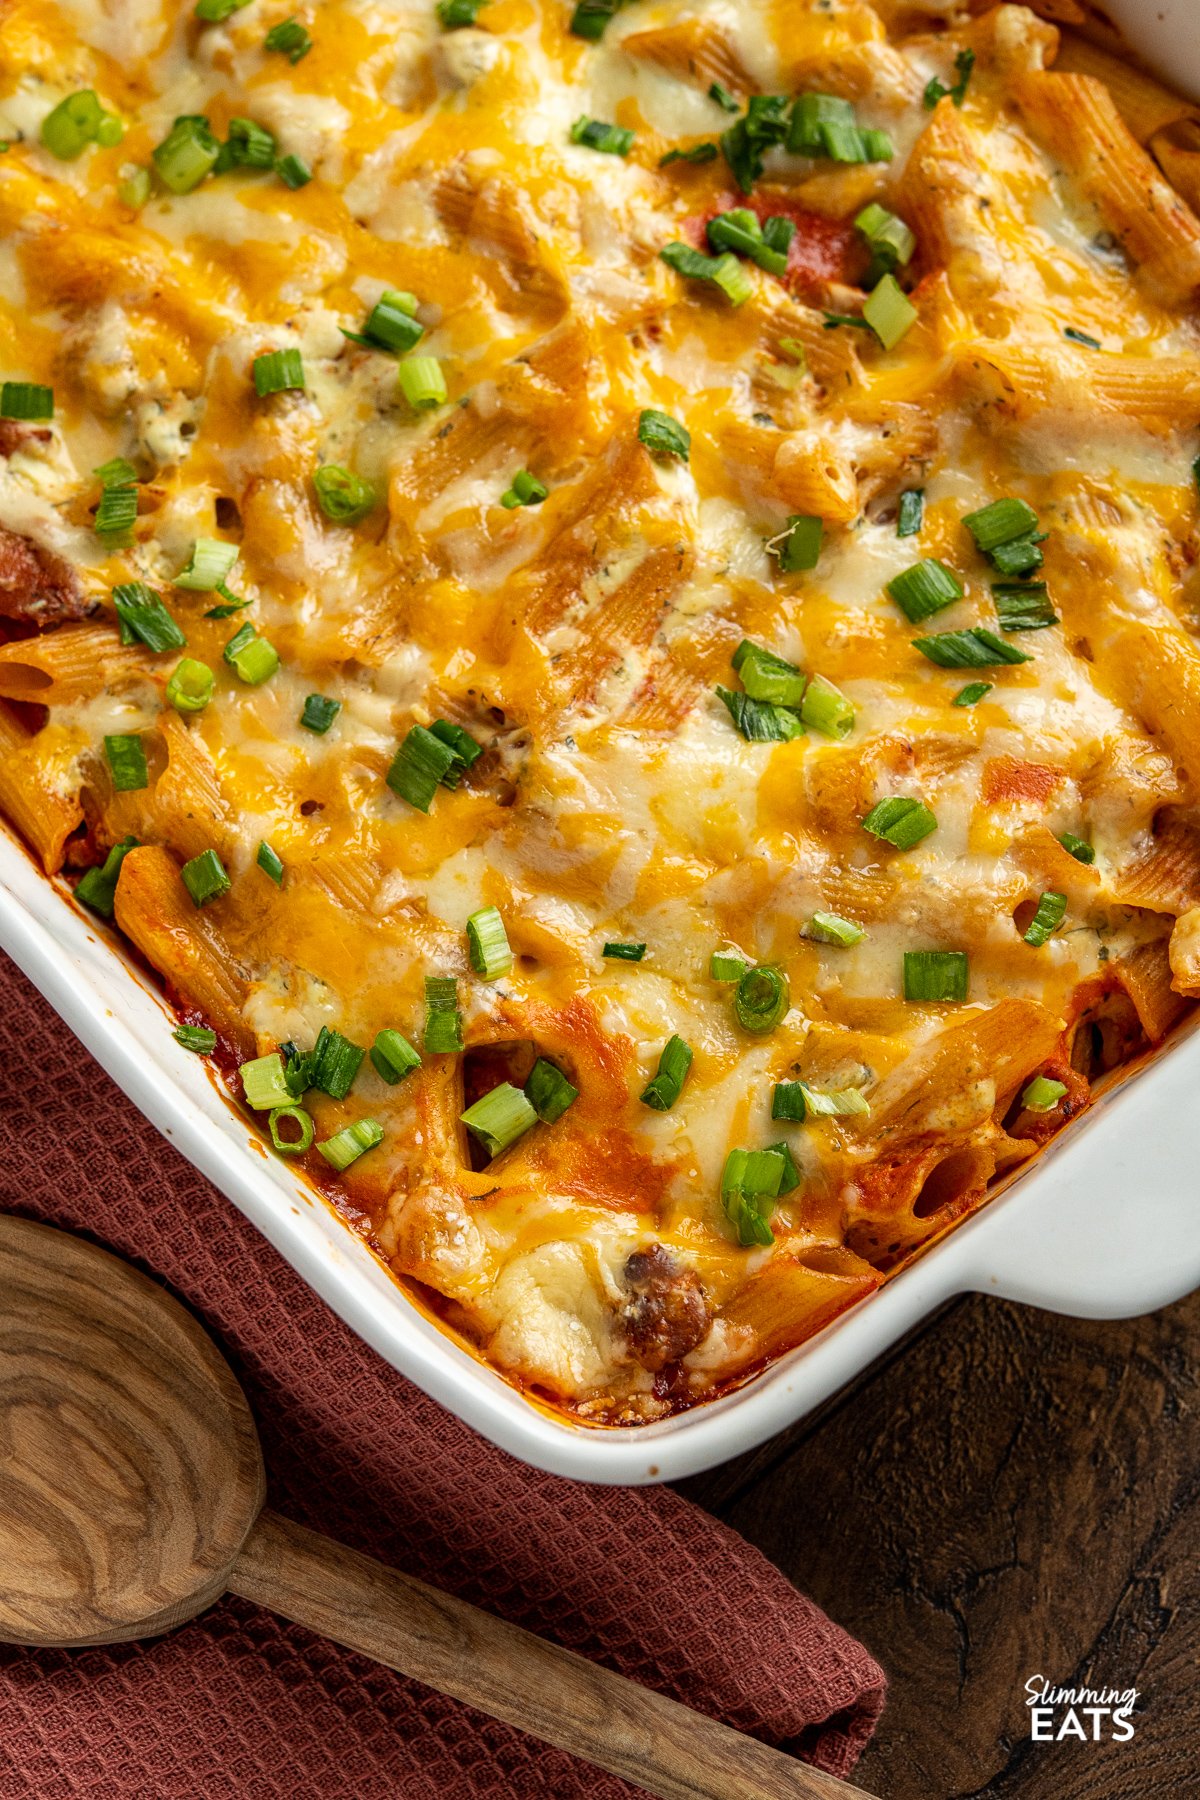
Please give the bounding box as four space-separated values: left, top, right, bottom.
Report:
0 950 885 1798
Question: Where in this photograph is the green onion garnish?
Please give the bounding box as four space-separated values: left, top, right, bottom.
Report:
707 208 793 277
174 1024 217 1054
387 724 458 811
903 949 968 1001
94 456 137 486
993 582 1058 631
1059 832 1094 865
429 719 483 788
896 489 924 538
953 682 992 706
886 558 963 623
112 583 187 652
223 624 279 685
863 796 937 850
710 949 748 981
269 1106 315 1153
603 942 646 961
734 963 789 1034
1064 326 1101 349
963 497 1039 555
796 1084 870 1119
369 1028 422 1085
317 1117 384 1172
990 535 1044 576
41 91 122 160
709 81 740 112
300 694 341 734
0 382 53 421
800 673 855 739
732 639 807 708
74 836 138 917
241 1052 293 1110
500 469 548 508
204 580 249 620
264 16 313 58
342 290 424 355
424 974 463 1053
806 911 864 947
660 241 754 306
717 687 804 742
461 1083 537 1158
571 116 635 156
117 166 151 208
1023 890 1066 948
569 0 623 39
195 0 250 18
307 1026 365 1100
912 627 1031 668
153 115 221 193
181 848 230 907
720 1147 783 1247
771 1081 806 1122
257 840 284 884
855 202 916 279
787 91 852 153
252 348 305 396
640 1034 693 1111
104 733 148 793
175 537 238 591
275 153 312 189
924 47 974 109
637 408 689 461
525 1056 578 1123
1021 1075 1067 1112
313 463 376 524
94 463 138 546
723 94 789 193
216 117 277 173
862 273 917 349
659 144 719 167
770 513 823 573
466 904 513 979
397 355 447 411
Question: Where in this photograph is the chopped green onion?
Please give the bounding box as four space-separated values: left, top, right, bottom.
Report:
500 469 548 508
771 1081 806 1123
660 241 754 306
94 456 137 486
181 847 230 907
94 481 138 548
912 627 1031 668
707 208 792 277
806 911 864 947
1021 1074 1067 1113
461 1082 537 1158
717 686 804 742
953 681 992 706
1059 832 1094 865
117 165 151 207
887 557 963 623
1064 325 1101 349
571 116 635 156
925 47 975 109
429 718 484 788
41 91 120 160
253 348 305 395
153 115 221 193
241 1052 293 1110
257 840 284 884
397 355 447 410
822 311 875 333
175 537 238 591
223 624 279 685
370 1029 422 1085
794 1083 870 1119
264 16 313 59
204 581 250 619
0 382 53 421
104 733 148 792
300 693 341 734
309 1026 365 1100
640 1034 693 1111
269 1106 315 1153
709 81 740 112
438 0 486 20
863 273 917 350
275 153 312 189
863 796 938 850
424 974 463 1053
903 949 968 1001
771 513 823 573
787 92 853 154
799 672 855 739
174 1024 217 1054
638 408 689 461
569 0 624 39
817 120 869 163
993 582 1059 631
1023 890 1067 948
317 1117 384 1172
963 497 1039 555
734 963 789 1034
74 836 138 918
313 463 376 524
342 290 424 355
855 202 916 275
216 117 277 173
710 949 747 981
722 93 789 193
603 941 645 961
989 534 1044 576
525 1057 578 1123
659 143 719 167
720 1146 782 1247
387 724 458 811
732 639 807 708
112 583 187 652
897 489 924 538
466 904 513 979
778 337 807 367
196 0 250 18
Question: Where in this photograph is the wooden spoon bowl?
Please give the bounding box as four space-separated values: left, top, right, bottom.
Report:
0 1214 872 1800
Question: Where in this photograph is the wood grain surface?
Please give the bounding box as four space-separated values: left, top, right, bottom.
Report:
682 1292 1200 1799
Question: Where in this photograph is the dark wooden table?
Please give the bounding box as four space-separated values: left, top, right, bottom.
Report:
681 1290 1200 1799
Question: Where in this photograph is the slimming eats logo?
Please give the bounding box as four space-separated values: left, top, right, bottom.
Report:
1025 1675 1138 1743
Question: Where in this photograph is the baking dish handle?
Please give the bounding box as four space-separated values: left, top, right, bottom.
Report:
960 1029 1200 1319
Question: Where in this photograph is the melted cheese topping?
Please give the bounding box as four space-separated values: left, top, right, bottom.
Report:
2 0 1199 1420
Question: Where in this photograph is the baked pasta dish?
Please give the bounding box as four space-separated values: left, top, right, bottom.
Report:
3 0 1200 1424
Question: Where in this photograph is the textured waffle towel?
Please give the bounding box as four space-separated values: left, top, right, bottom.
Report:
0 951 885 1797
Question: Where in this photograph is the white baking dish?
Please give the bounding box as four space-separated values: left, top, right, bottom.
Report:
3 822 1199 1485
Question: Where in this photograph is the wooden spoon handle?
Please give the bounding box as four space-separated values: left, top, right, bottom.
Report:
229 1509 874 1800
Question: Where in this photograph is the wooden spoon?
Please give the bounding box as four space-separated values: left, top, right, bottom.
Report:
0 1215 875 1800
